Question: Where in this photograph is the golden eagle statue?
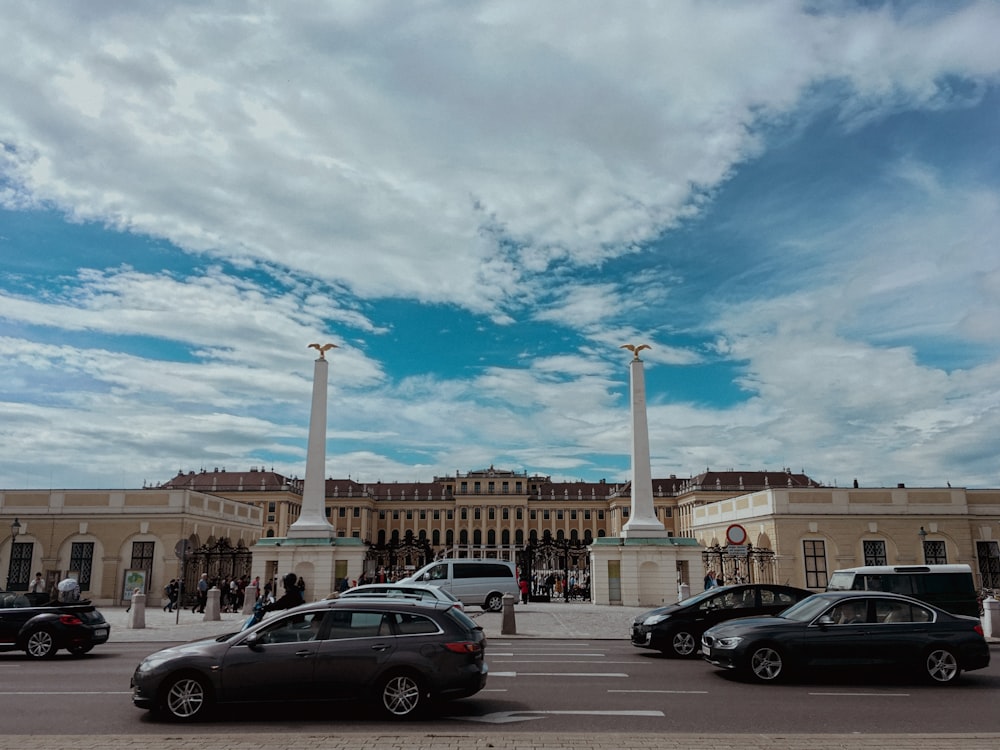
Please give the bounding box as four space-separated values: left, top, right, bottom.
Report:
308 343 338 359
620 343 651 360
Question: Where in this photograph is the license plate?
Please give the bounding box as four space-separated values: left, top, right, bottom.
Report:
94 628 108 638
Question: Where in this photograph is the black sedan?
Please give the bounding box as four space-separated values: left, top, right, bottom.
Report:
631 583 812 657
131 597 487 721
701 590 990 684
0 591 110 658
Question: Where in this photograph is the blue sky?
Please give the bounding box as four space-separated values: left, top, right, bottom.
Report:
1 1 999 490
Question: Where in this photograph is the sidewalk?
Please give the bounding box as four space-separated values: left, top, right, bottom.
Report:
104 599 647 643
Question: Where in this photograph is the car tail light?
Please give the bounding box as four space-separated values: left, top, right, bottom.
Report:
59 614 83 626
443 641 482 654
974 624 985 637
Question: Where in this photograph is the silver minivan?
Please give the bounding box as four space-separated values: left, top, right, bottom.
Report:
403 559 518 611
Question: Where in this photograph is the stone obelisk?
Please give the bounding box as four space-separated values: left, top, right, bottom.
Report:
620 345 667 538
286 344 337 538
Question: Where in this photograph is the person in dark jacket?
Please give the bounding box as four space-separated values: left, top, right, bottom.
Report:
263 573 305 613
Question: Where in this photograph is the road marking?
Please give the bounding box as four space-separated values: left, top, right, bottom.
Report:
808 691 910 697
608 689 709 694
488 672 628 677
490 652 605 657
0 691 133 695
491 660 639 664
451 709 664 724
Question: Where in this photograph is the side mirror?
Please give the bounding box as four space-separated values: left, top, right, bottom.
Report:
243 631 262 649
817 615 835 628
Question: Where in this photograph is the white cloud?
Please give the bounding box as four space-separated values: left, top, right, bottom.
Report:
3 1 997 317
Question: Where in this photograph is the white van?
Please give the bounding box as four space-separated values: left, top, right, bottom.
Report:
403 559 519 611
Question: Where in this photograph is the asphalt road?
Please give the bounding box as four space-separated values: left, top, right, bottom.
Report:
1 639 998 734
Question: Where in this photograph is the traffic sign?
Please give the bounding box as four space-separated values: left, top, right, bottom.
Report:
726 524 747 546
174 539 193 559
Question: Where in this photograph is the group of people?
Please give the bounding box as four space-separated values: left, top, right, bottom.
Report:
522 570 590 601
162 573 308 614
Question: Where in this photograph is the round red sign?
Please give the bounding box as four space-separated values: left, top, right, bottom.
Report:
726 524 747 545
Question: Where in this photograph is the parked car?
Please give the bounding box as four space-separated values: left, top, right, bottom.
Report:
826 564 979 616
334 582 465 610
631 583 813 657
701 590 990 684
0 590 110 658
402 559 519 611
131 597 487 721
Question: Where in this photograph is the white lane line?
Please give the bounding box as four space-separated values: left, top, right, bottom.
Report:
491 660 639 664
808 691 910 697
491 651 604 658
609 689 709 694
489 672 628 677
0 691 133 695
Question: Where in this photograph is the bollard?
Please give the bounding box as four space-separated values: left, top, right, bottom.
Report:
243 584 258 615
204 586 222 621
501 593 517 635
127 591 146 629
982 596 1000 638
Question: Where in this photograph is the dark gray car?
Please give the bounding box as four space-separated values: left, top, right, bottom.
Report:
131 597 487 721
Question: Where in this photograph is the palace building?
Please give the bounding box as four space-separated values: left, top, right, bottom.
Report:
4 465 999 606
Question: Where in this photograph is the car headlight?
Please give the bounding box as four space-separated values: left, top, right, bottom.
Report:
643 614 669 626
711 636 743 650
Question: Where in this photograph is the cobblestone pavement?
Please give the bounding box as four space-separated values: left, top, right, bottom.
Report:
14 601 993 750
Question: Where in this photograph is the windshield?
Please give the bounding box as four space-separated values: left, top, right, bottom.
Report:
777 595 831 622
826 572 856 590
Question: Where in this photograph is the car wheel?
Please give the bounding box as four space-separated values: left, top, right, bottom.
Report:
668 629 697 658
68 644 93 656
25 629 57 659
160 673 212 721
747 644 785 682
925 647 961 684
484 592 504 612
378 671 426 719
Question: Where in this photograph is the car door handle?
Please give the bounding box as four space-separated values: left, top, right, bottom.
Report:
370 643 390 652
294 649 312 657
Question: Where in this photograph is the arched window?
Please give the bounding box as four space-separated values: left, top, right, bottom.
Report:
570 529 579 541
583 530 593 543
597 529 606 537
377 530 386 545
446 530 454 545
529 529 538 543
556 530 565 541
473 530 483 545
391 530 400 543
515 529 524 545
487 529 496 545
432 530 441 546
501 529 510 545
459 530 468 544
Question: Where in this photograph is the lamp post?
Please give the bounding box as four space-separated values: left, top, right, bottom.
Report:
918 526 928 563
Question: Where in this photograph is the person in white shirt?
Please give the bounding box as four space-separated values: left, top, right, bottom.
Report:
28 572 46 594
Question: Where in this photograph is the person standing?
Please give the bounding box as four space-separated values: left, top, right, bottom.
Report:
194 573 209 613
518 577 530 604
163 579 178 612
28 572 46 595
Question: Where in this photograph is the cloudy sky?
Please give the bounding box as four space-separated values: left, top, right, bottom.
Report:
1 1 999 491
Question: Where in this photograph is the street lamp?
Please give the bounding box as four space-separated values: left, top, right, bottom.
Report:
918 526 927 563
